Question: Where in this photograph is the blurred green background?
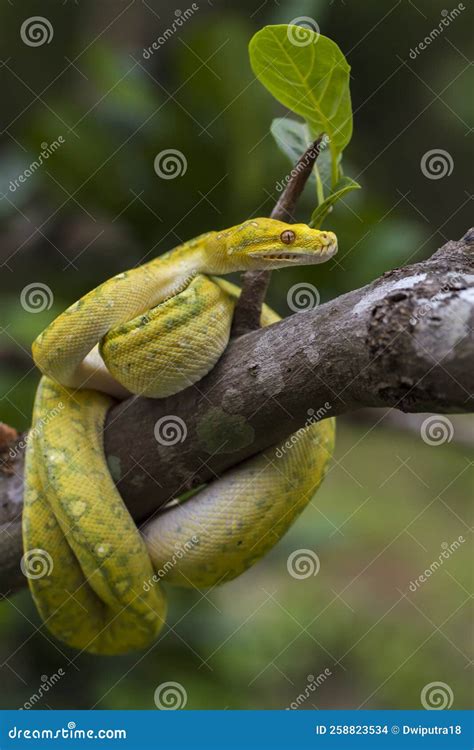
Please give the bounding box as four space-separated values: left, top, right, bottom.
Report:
0 0 472 710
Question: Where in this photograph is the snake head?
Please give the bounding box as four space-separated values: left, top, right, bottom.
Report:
209 218 337 272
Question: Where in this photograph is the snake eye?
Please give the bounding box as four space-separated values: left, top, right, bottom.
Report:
280 230 296 245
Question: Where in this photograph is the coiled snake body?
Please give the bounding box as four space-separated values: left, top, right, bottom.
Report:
23 218 337 655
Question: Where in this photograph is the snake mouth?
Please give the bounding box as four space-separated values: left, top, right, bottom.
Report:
249 244 337 264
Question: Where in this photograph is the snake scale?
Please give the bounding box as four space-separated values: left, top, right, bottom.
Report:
23 218 337 655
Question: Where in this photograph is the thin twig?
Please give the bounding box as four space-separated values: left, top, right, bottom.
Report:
230 134 326 337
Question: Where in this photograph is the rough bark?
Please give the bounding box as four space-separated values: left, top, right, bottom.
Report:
1 229 473 596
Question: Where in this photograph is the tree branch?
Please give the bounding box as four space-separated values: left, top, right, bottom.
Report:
1 229 473 596
230 135 325 337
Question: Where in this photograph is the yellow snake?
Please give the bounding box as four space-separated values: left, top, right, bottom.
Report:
23 218 337 655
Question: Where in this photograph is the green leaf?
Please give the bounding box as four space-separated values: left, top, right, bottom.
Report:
271 117 314 183
270 117 310 166
249 25 353 159
310 176 361 228
270 117 338 189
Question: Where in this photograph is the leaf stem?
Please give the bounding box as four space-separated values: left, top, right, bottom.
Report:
330 143 339 188
314 165 324 205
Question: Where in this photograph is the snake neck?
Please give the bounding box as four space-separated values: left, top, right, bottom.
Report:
146 233 220 304
151 225 264 295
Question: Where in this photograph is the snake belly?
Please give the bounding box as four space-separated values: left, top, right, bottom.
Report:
23 227 335 655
